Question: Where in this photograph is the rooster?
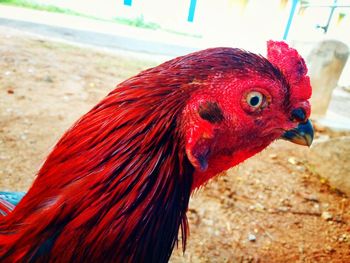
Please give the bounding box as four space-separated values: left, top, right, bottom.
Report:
0 41 313 262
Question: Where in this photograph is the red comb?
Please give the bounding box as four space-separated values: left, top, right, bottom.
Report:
267 40 311 101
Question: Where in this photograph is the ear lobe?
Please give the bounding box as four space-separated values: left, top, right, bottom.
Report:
198 101 224 123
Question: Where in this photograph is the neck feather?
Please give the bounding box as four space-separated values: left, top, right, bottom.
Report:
0 74 195 262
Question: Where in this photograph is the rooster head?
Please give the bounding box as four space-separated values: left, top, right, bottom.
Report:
182 41 313 188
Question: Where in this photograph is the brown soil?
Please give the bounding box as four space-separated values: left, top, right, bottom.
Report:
1 26 349 262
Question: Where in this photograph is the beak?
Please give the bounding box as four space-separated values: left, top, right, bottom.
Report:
281 119 314 147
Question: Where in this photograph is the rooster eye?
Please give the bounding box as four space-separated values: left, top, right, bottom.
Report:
246 91 264 108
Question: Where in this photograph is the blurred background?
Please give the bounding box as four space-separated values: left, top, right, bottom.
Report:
0 0 350 261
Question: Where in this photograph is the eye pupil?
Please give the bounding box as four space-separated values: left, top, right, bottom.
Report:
250 96 260 106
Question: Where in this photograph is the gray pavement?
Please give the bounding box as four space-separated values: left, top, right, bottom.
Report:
0 5 200 58
0 17 198 57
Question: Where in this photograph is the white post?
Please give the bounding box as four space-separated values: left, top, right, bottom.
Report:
307 40 349 117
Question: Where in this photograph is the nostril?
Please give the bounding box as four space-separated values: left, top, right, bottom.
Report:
291 108 307 123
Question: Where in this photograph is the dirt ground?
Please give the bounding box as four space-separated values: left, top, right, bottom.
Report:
1 26 349 262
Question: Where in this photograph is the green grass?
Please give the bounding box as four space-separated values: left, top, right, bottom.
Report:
113 15 160 30
0 0 161 30
0 0 201 37
0 0 82 15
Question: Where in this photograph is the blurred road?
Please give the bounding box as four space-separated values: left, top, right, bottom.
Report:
0 5 200 58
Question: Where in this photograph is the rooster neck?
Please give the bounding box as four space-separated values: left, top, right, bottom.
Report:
1 81 195 262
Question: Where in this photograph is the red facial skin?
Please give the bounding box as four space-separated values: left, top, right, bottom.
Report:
0 41 311 263
184 41 312 188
